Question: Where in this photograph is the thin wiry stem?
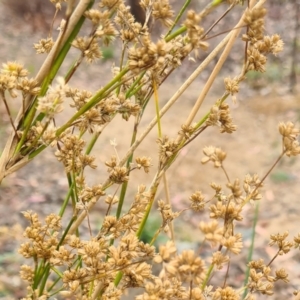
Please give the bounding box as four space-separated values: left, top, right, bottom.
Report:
242 151 286 207
221 165 230 183
0 92 17 134
49 8 59 38
223 258 231 288
267 250 280 267
202 3 235 39
243 201 260 298
153 77 174 242
165 0 191 38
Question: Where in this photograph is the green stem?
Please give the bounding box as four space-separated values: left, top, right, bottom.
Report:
242 202 260 298
136 181 159 238
56 67 129 136
116 128 137 219
14 104 37 154
50 266 63 278
165 26 187 43
38 263 51 296
33 259 44 289
57 216 77 248
86 132 101 155
47 275 61 293
125 71 146 99
48 287 65 298
165 0 191 38
116 42 127 95
201 263 215 290
59 177 75 217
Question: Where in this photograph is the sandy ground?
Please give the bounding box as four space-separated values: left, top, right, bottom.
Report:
1 1 300 299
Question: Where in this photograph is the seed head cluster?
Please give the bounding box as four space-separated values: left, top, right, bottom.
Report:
5 0 300 299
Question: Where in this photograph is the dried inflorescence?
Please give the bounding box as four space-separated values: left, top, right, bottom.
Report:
0 61 40 100
34 37 54 54
19 211 61 261
242 6 284 73
206 103 237 134
279 121 300 157
9 0 300 299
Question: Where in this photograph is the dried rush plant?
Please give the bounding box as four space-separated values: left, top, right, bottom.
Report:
0 0 299 299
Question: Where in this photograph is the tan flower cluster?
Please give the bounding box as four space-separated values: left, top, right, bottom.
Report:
224 76 240 102
211 251 229 270
136 277 188 299
246 258 288 296
269 231 293 255
128 36 159 74
135 156 151 173
243 173 262 203
212 286 239 300
19 121 51 149
85 9 114 36
242 6 284 73
67 87 93 110
115 3 144 43
72 36 103 63
293 233 300 249
78 184 106 205
37 77 66 119
154 240 176 264
34 37 54 54
167 36 193 68
221 233 243 255
105 155 129 184
59 234 154 297
209 201 243 222
97 185 151 239
71 6 118 61
0 61 39 100
175 249 206 284
183 10 208 56
158 200 180 232
55 133 96 173
146 243 206 298
189 190 205 211
199 220 223 246
152 0 174 28
201 146 227 168
227 178 243 203
19 210 155 298
116 93 141 120
67 89 140 133
157 135 179 167
279 121 300 157
79 97 118 132
19 211 61 261
243 7 267 44
206 103 237 133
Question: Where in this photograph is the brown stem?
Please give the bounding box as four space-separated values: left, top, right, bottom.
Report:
221 165 230 183
0 92 17 134
267 250 280 267
203 4 235 39
223 258 231 288
252 151 285 198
